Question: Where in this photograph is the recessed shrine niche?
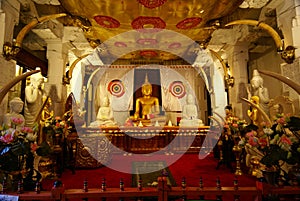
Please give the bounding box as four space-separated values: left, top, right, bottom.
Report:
78 64 208 127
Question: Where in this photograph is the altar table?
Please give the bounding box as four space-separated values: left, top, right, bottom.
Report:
72 126 215 168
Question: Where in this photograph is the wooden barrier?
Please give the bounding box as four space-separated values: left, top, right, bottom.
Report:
0 186 64 200
1 177 300 201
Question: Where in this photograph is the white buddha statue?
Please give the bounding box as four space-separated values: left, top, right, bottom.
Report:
179 94 204 127
90 96 117 127
247 69 270 116
24 70 45 127
4 97 25 130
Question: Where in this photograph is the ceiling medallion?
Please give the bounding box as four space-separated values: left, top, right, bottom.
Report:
131 16 166 32
176 17 202 29
94 15 120 28
139 50 158 57
168 42 181 49
137 38 158 45
137 0 167 9
114 42 127 47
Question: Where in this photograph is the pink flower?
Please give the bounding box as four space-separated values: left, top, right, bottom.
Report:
31 143 38 152
277 117 285 125
280 135 292 145
246 131 254 138
258 137 268 148
11 117 24 125
21 127 33 133
0 129 15 143
248 136 258 147
55 116 61 120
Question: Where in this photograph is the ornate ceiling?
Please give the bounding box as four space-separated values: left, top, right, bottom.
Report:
14 0 275 63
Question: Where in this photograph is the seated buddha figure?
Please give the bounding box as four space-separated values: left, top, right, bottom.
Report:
4 97 25 130
179 94 204 127
90 96 117 127
134 74 160 120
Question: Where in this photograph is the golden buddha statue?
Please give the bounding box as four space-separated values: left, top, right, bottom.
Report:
133 74 162 126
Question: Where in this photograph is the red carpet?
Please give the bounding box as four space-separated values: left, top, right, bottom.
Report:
42 153 257 200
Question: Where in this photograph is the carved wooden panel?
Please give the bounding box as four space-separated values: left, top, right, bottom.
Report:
75 134 112 168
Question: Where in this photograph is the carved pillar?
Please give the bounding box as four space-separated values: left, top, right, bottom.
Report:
46 39 70 117
0 4 5 54
0 0 20 123
275 0 300 109
226 44 249 120
292 0 300 57
1 0 20 47
291 0 300 110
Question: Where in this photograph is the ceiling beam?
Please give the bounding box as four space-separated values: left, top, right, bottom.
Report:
16 48 48 76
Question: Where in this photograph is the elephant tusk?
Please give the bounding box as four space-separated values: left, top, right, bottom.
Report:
15 13 67 48
240 97 272 126
208 115 223 129
212 111 226 124
68 54 89 80
209 49 228 78
258 69 300 95
198 115 223 159
0 70 40 105
225 19 283 51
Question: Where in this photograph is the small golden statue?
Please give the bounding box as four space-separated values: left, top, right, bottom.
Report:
247 96 264 129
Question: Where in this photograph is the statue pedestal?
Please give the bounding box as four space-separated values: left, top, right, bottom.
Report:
131 116 167 127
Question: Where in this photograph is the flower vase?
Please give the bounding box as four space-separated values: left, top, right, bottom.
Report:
262 169 279 186
54 133 62 148
289 165 300 185
232 144 243 175
4 171 22 192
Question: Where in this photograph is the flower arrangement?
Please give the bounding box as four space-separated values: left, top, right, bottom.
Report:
0 121 36 173
223 115 247 136
223 105 248 138
42 115 72 148
239 114 300 182
0 117 51 190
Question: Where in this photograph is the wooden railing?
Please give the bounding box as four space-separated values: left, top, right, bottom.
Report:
0 186 64 200
2 177 300 201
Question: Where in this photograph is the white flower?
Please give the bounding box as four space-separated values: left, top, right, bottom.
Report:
263 127 274 135
26 132 37 141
